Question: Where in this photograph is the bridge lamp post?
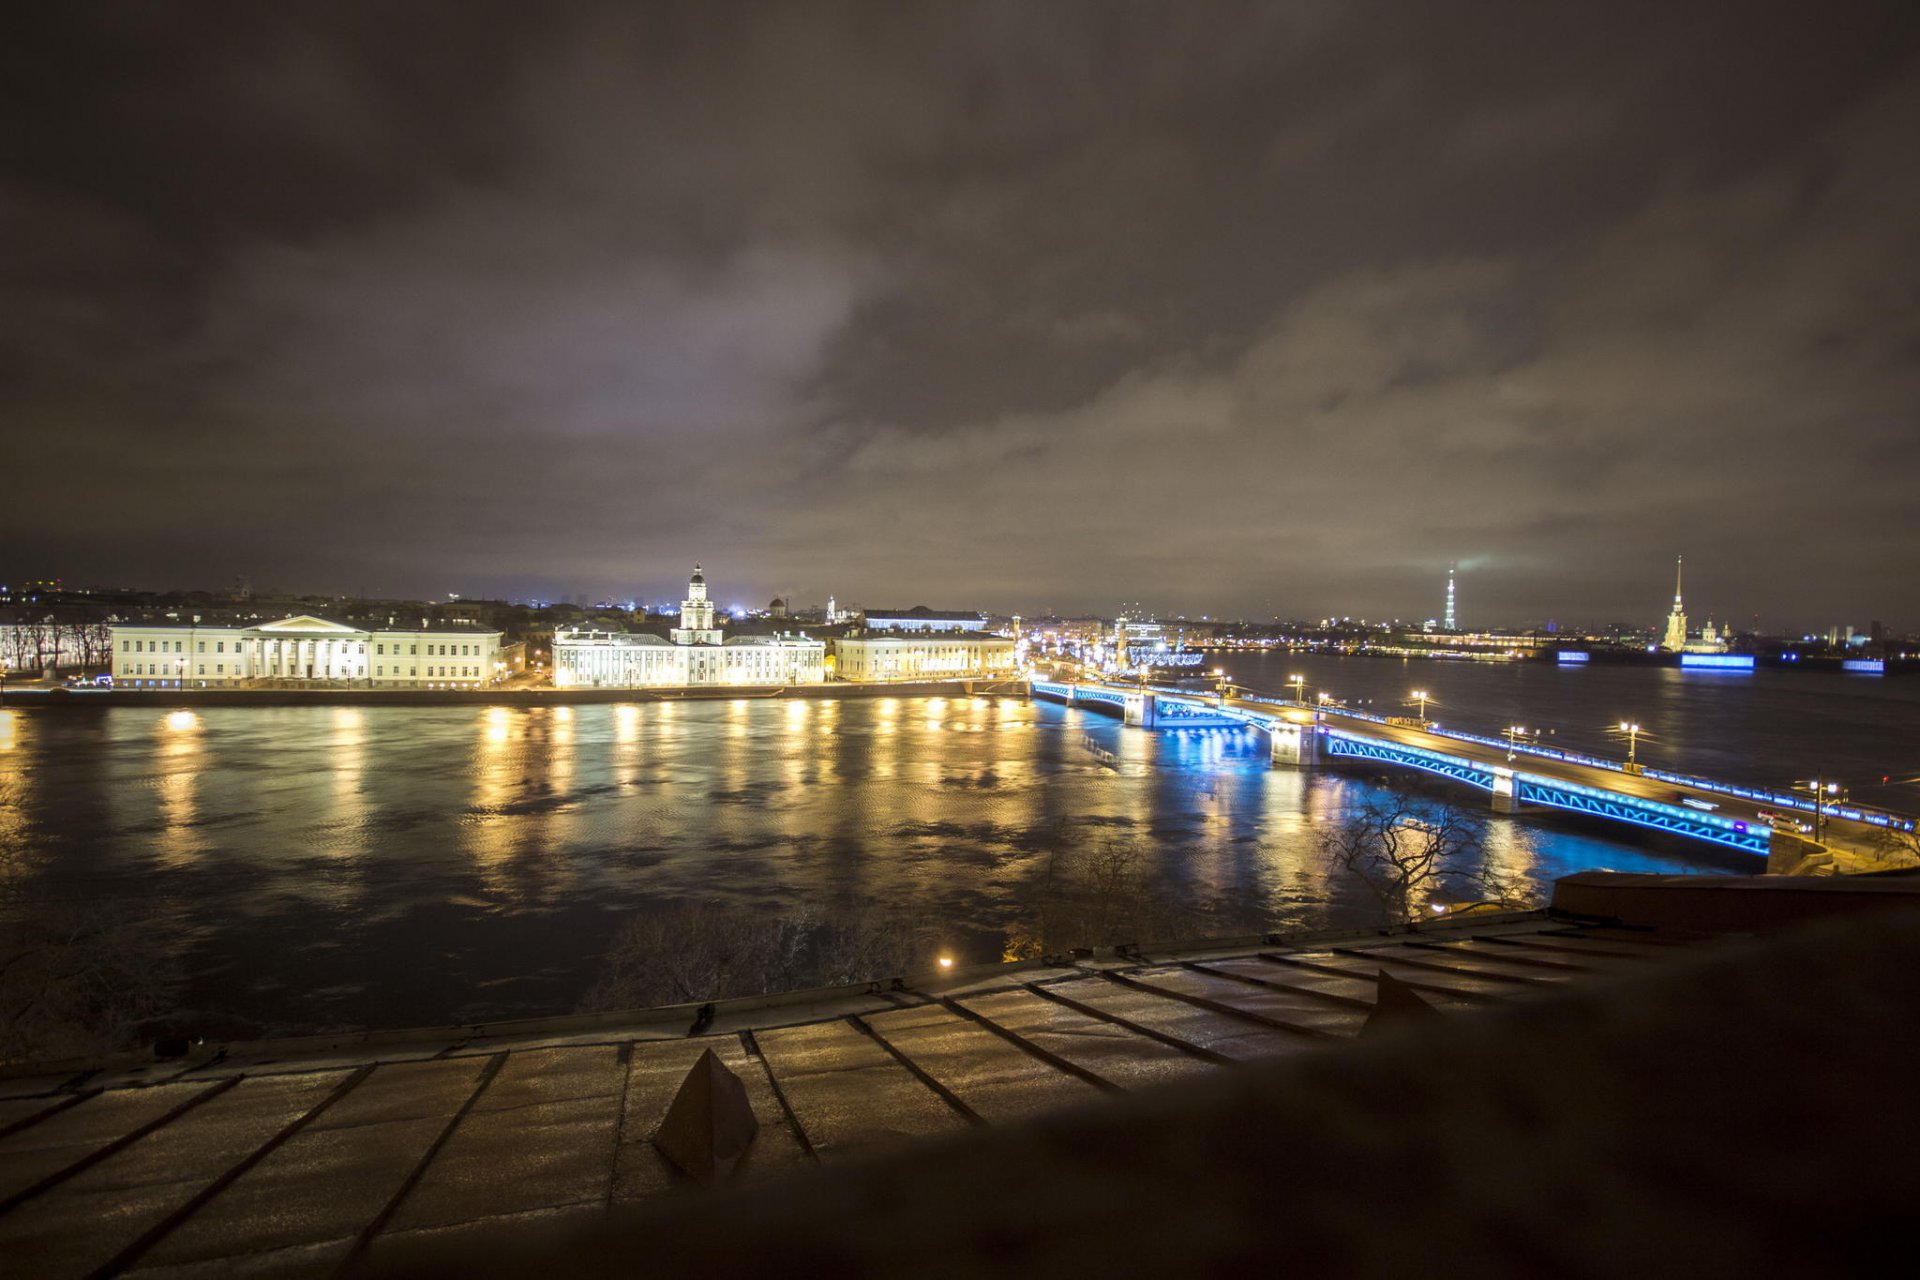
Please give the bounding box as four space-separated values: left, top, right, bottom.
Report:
1505 724 1529 762
1795 776 1842 844
1412 689 1430 725
1287 674 1304 705
1619 721 1641 771
1213 668 1229 705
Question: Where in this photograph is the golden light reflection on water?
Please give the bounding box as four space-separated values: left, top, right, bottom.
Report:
323 708 370 878
154 710 204 868
466 706 522 882
612 704 642 780
0 711 23 860
539 705 580 895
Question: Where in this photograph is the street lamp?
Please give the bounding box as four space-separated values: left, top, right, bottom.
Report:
1287 673 1305 705
1618 721 1641 770
1794 776 1842 844
1505 724 1529 761
1213 667 1229 704
1411 689 1430 725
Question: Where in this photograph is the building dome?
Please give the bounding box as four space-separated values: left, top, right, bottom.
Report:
689 564 704 586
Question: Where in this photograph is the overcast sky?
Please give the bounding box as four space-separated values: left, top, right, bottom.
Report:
4 2 1917 629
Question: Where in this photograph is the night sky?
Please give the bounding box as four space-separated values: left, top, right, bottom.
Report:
5 2 1917 629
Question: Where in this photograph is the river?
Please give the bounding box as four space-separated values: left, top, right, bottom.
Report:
1 665 1912 1036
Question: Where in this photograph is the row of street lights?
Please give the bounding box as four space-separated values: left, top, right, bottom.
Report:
1224 667 1866 848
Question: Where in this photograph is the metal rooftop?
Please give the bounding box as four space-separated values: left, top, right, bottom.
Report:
0 903 1764 1279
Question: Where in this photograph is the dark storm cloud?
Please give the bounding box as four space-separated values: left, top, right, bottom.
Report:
3 1 1916 628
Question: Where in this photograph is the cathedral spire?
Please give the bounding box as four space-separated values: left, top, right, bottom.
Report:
1663 555 1688 652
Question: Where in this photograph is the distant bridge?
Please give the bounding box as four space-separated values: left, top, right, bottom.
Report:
1027 679 1913 859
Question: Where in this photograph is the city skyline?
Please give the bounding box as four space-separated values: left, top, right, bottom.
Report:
3 554 1890 640
5 4 1918 627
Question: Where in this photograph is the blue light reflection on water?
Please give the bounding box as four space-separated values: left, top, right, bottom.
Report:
0 697 1747 1035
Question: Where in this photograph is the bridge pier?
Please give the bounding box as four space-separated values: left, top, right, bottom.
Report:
1490 768 1521 814
1269 719 1318 768
1122 692 1157 728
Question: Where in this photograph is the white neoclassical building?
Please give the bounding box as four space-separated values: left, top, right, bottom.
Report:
831 634 1018 681
110 616 504 689
552 566 825 688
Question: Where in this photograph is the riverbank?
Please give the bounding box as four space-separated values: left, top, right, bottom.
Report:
0 677 1025 710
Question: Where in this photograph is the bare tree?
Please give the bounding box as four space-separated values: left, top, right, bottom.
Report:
0 842 182 1064
1317 792 1517 926
580 900 932 1013
1871 826 1920 869
78 617 115 668
23 619 51 676
1004 840 1206 960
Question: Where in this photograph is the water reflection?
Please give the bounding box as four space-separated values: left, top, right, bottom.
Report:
0 710 23 865
322 708 370 878
1 696 1756 1033
466 705 524 885
154 710 204 869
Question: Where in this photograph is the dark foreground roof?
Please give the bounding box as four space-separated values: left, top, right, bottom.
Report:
2 876 1917 1277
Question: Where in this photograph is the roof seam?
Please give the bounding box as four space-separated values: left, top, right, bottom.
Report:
739 1029 819 1164
91 1063 377 1277
1021 981 1232 1065
0 1075 241 1219
846 1014 987 1129
1099 970 1333 1040
929 995 1121 1094
343 1052 507 1266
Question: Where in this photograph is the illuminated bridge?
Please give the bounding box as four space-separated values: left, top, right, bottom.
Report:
1027 679 1912 860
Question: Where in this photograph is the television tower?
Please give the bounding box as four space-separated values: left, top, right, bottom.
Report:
1444 564 1456 632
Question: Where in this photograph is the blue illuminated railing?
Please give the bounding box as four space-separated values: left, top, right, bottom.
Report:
1516 777 1770 855
1042 676 1916 835
1322 730 1496 790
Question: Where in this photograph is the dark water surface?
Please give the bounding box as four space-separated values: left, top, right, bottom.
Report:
3 671 1908 1035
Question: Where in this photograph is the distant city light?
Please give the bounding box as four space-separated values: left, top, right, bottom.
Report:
1679 654 1755 671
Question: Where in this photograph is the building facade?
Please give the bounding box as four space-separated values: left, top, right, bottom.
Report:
859 607 989 633
110 616 503 688
552 566 826 688
831 634 1018 681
